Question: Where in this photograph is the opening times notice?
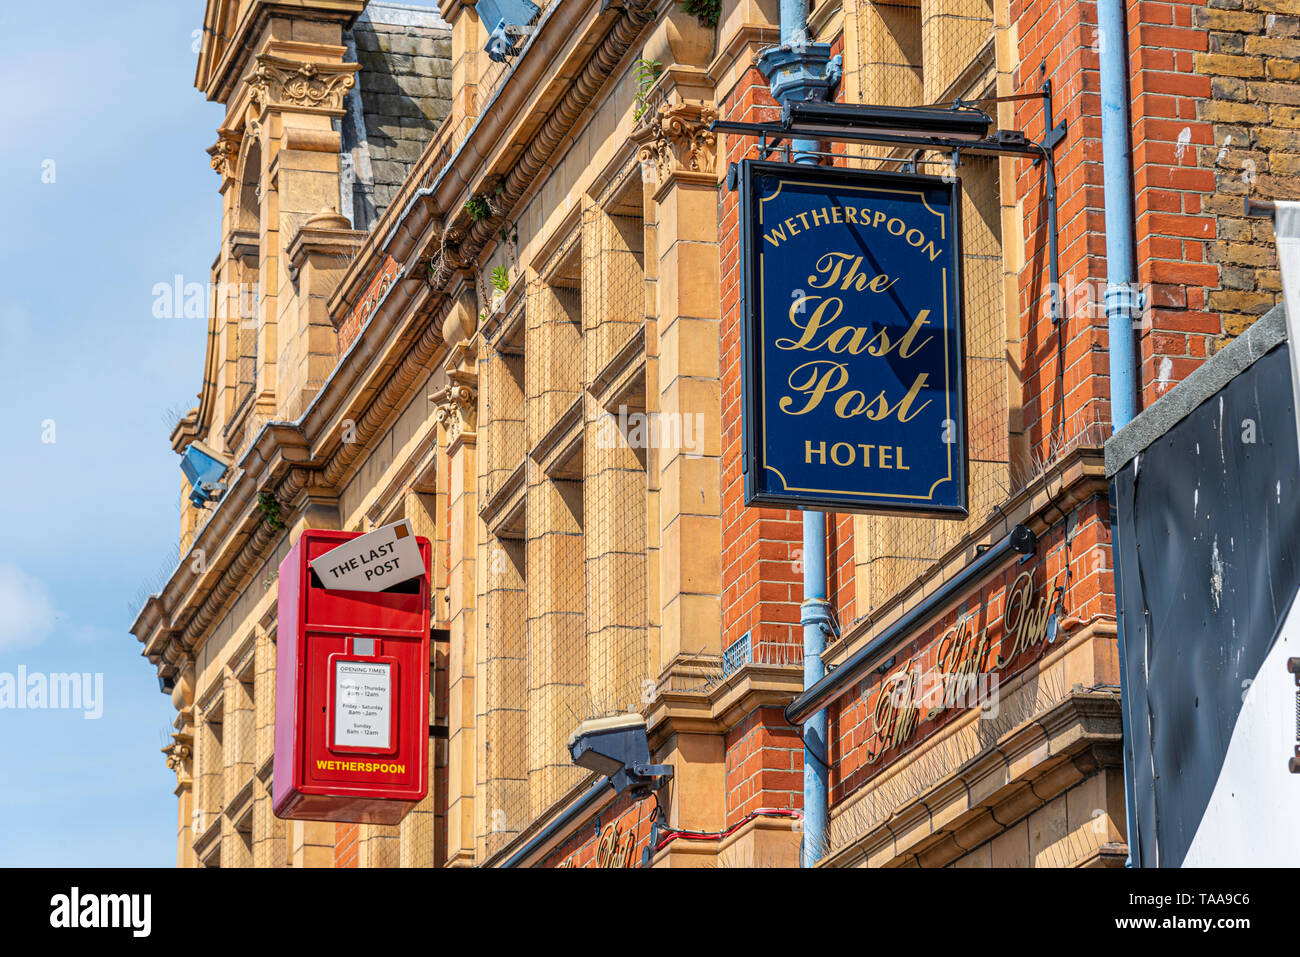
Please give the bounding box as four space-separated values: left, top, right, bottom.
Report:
333 660 393 750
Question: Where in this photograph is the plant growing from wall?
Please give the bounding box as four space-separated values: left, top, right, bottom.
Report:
491 265 510 294
680 0 719 28
633 57 662 121
464 195 490 222
256 491 286 532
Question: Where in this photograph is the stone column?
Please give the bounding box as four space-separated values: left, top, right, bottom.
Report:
632 64 727 853
244 50 360 425
164 667 196 868
632 74 723 682
284 208 365 419
284 477 341 868
433 319 480 866
400 489 441 867
440 0 489 140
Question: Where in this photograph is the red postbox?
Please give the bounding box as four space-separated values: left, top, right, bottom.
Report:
272 527 432 824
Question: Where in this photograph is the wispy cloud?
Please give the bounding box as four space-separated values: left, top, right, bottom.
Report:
0 563 57 649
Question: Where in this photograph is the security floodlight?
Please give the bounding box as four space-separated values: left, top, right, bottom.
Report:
180 441 230 507
783 100 993 142
474 0 539 62
567 713 672 796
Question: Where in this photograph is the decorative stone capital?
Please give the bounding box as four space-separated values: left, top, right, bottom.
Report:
163 732 193 785
432 341 478 449
207 132 241 183
245 54 360 118
632 96 719 194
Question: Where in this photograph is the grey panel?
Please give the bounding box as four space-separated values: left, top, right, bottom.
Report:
1111 342 1300 867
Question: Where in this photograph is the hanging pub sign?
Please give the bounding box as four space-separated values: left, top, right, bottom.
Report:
739 160 968 515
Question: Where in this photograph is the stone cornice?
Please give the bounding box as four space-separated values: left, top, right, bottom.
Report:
195 1 367 104
645 662 805 753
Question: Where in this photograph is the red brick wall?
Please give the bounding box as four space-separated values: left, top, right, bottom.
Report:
828 512 857 631
725 706 804 826
829 496 1114 803
334 822 358 868
538 790 658 867
1130 0 1223 406
1011 0 1114 453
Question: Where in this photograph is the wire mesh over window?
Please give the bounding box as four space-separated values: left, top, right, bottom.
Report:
582 177 649 724
195 700 222 847
479 173 652 857
526 244 587 822
235 316 258 419
837 0 1008 617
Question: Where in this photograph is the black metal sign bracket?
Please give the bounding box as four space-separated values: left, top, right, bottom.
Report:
713 80 1070 324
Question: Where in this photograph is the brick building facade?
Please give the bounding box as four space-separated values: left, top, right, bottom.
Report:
131 0 1295 867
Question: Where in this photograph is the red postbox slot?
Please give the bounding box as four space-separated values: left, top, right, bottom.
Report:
301 534 428 634
273 528 431 825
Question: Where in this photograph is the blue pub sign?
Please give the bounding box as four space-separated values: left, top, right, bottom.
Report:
739 160 968 516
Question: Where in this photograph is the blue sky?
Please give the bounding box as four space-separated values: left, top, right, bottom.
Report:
0 0 226 866
0 0 445 869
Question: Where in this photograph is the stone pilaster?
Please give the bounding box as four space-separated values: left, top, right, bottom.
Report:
164 666 196 868
244 45 359 430
632 62 726 846
433 335 479 866
631 71 723 680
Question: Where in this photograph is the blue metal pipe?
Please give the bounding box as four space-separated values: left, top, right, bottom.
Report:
780 0 810 42
1100 0 1140 429
799 512 830 868
1098 0 1141 867
783 1 821 167
773 0 832 869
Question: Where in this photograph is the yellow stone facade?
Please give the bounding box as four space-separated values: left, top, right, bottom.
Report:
133 0 1130 868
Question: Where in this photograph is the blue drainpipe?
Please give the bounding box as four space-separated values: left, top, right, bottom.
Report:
1100 0 1140 429
1098 0 1141 866
756 0 840 870
798 512 830 867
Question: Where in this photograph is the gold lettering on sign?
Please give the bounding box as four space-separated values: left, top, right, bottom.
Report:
863 569 1061 766
558 821 638 868
771 246 939 424
999 570 1057 663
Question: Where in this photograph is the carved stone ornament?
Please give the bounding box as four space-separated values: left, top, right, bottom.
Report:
163 735 192 776
246 54 359 116
207 133 240 181
633 98 719 190
433 380 477 444
432 343 478 446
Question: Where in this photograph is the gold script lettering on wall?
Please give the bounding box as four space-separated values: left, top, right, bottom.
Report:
863 568 1062 766
557 821 639 868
